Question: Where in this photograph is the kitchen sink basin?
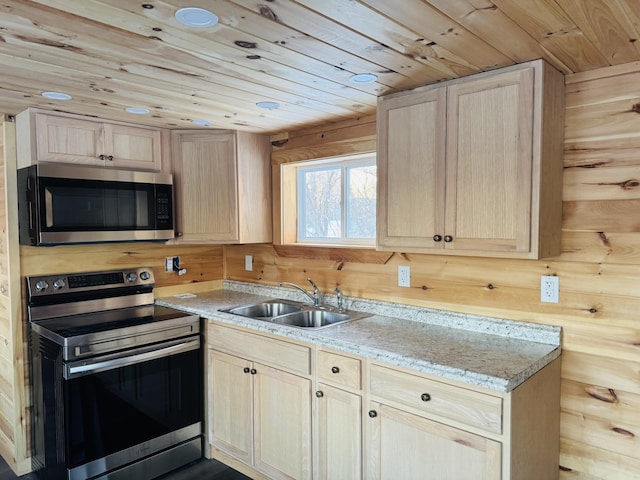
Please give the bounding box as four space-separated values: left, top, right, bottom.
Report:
226 301 303 319
221 299 368 329
272 309 352 328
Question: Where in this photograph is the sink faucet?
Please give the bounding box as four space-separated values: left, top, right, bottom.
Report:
279 278 320 307
334 287 344 312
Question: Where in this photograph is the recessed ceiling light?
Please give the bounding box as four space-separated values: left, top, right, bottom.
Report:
175 7 218 27
42 91 71 100
125 107 150 114
256 101 280 110
192 119 212 126
349 73 378 84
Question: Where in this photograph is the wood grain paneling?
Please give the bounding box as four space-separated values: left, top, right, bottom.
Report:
253 68 640 478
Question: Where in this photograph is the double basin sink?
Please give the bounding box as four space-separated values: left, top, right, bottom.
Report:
221 299 369 329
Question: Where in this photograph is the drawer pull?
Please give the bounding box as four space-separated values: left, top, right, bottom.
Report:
243 367 250 373
331 366 340 374
368 410 377 418
250 368 257 375
316 390 324 398
421 393 431 402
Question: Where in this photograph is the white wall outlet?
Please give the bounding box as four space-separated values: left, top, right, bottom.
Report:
541 275 559 303
165 256 174 272
245 255 253 271
398 265 411 287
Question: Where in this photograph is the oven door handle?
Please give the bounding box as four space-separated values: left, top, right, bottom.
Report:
65 337 199 379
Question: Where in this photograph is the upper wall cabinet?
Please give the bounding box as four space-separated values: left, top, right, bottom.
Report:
377 60 565 259
16 109 164 171
171 130 272 244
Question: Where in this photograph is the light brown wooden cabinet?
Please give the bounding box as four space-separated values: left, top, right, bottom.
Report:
377 59 565 259
206 322 560 480
314 350 363 480
207 323 312 480
365 360 561 480
16 109 163 171
171 131 272 244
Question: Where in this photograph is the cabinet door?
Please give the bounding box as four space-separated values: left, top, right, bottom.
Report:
445 67 535 253
254 363 311 480
377 87 447 250
208 351 253 464
315 383 362 480
172 132 239 242
104 123 161 170
367 402 501 480
34 113 104 165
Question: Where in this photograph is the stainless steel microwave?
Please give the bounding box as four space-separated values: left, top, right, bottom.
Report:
18 164 174 245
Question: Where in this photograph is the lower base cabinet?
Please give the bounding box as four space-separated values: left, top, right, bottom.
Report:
206 321 560 480
367 402 501 479
314 383 362 479
207 324 312 480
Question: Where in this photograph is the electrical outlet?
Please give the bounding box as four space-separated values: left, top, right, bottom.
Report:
245 255 253 271
541 275 559 303
398 266 411 287
165 256 174 272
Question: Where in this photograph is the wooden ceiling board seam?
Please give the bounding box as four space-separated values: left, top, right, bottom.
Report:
21 0 379 107
99 0 386 98
357 0 512 71
552 0 640 65
149 0 413 90
0 41 362 126
423 0 572 73
226 0 454 85
490 0 610 72
292 0 481 79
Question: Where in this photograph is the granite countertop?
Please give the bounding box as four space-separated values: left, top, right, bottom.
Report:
157 281 561 393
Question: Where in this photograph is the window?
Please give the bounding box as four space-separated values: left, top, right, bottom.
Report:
280 153 376 246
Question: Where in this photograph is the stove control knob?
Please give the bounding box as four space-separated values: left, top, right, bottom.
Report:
140 271 151 281
53 279 66 290
126 272 138 283
34 280 49 292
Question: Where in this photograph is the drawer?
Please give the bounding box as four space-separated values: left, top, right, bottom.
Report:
318 350 361 389
369 364 502 434
208 322 311 375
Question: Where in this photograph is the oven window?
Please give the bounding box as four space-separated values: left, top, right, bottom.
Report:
65 347 201 468
42 179 154 230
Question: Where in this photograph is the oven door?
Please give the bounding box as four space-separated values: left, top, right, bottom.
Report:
63 336 202 480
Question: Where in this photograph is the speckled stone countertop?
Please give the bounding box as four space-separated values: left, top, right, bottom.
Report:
157 281 561 392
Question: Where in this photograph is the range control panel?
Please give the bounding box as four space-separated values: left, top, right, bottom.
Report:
26 267 155 297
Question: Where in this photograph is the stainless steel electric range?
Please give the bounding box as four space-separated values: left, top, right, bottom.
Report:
27 267 203 480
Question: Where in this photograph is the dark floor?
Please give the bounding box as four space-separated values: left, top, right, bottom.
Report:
0 455 252 480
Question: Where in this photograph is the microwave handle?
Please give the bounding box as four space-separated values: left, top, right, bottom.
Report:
65 337 199 379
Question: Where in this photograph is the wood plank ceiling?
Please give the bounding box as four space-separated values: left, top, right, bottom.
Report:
0 0 639 134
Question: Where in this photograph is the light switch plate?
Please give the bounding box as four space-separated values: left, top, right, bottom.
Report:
245 255 253 271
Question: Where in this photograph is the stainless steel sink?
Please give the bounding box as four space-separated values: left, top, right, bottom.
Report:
273 309 352 328
221 299 368 329
225 301 303 319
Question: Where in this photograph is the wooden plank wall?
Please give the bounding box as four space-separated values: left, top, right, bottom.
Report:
227 64 640 479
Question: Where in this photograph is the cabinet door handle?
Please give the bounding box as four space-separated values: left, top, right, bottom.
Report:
107 155 114 161
444 235 453 243
315 390 324 398
368 410 377 418
98 154 106 160
250 368 257 375
243 367 250 373
433 234 442 242
421 393 431 402
331 366 340 374
176 232 183 237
